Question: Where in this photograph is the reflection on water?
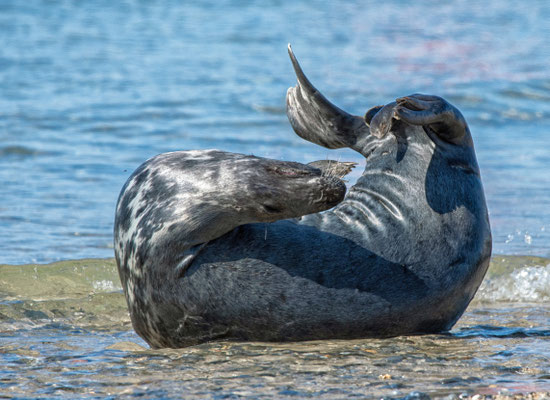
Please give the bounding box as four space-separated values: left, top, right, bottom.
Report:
1 256 549 398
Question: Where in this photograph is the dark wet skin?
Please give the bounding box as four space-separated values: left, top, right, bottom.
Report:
114 45 492 349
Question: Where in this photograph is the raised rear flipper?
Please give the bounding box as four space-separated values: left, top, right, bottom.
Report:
286 45 369 150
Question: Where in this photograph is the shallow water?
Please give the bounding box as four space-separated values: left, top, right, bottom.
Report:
1 1 550 399
1 256 550 399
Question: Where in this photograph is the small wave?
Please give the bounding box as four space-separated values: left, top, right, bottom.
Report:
1 256 549 331
0 258 121 302
500 85 550 102
451 324 550 339
0 145 41 158
0 259 128 332
252 104 286 114
475 256 550 303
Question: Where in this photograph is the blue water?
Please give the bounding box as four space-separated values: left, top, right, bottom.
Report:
1 0 549 264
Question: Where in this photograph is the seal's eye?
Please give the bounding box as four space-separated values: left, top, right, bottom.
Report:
364 105 384 127
265 165 311 177
262 204 281 214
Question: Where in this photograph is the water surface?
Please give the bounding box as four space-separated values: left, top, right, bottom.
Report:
1 256 549 399
0 1 549 399
0 0 549 263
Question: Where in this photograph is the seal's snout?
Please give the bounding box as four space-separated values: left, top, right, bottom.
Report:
319 176 347 207
251 158 347 221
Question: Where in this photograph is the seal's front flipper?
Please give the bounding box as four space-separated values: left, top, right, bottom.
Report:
394 94 469 145
174 242 208 278
286 45 368 150
308 160 357 179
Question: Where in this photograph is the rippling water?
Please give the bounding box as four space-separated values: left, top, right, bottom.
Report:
1 256 549 398
1 1 549 398
1 0 549 263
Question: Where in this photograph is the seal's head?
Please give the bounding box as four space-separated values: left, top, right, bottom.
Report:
245 159 346 221
114 150 348 267
163 151 348 226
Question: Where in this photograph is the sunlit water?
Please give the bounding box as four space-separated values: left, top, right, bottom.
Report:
1 0 549 263
1 256 549 399
1 1 549 399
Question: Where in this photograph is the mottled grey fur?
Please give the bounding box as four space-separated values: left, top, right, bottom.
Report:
114 45 491 349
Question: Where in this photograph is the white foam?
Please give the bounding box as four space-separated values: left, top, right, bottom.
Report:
476 263 550 303
92 280 119 292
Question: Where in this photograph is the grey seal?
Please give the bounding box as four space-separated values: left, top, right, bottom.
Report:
114 45 492 349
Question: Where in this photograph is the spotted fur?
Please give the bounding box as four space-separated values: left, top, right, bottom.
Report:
114 49 491 348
